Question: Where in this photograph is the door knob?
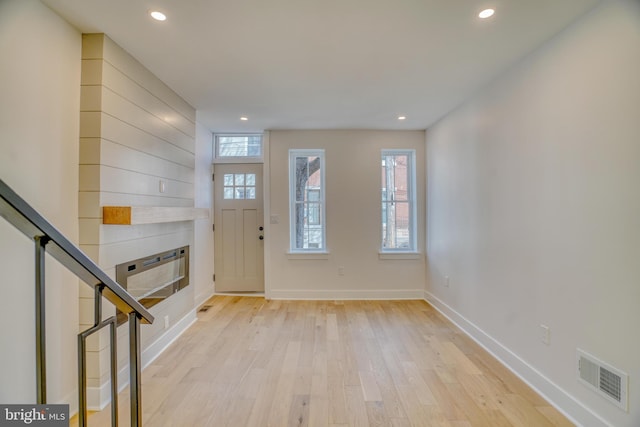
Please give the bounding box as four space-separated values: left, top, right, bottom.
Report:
259 226 264 231
259 235 264 240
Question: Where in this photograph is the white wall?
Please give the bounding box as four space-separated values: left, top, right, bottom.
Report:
268 130 425 299
0 0 81 406
194 116 215 306
425 1 640 426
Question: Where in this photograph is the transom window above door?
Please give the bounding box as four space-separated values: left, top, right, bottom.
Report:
214 134 263 163
223 173 256 199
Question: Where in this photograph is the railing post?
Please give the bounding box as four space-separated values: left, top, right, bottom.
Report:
129 312 142 427
78 316 119 427
95 284 104 326
77 333 87 426
34 235 50 404
78 284 120 427
109 318 118 426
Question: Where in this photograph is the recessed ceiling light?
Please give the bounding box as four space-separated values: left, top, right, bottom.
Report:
478 8 495 19
150 11 167 21
240 116 248 121
398 116 406 120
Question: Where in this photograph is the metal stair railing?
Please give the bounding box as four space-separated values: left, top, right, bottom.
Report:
0 178 154 427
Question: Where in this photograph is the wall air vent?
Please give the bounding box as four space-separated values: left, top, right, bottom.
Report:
577 349 628 411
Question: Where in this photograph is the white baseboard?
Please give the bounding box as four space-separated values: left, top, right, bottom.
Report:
195 289 216 308
214 292 264 297
86 379 112 412
141 308 197 369
423 290 610 427
60 389 78 418
269 289 424 300
85 308 197 411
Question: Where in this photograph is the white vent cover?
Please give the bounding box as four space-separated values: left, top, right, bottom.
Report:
577 349 628 411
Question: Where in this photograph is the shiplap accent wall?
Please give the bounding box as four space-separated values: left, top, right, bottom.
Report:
78 34 197 409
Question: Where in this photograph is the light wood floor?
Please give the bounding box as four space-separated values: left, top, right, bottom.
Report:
78 296 574 426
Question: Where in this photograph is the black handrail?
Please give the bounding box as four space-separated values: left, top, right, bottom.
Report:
0 178 153 323
0 177 153 426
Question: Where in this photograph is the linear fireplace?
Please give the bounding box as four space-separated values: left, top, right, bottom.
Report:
115 246 189 324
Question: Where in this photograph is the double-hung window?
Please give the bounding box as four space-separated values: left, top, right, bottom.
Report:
289 150 326 252
381 149 416 252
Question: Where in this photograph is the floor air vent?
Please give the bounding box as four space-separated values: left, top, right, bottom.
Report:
577 349 628 411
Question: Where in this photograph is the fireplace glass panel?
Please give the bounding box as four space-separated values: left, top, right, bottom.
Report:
115 246 189 324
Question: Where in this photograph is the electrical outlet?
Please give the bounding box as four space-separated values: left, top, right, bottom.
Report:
338 266 345 276
444 276 450 287
159 180 166 193
540 324 550 345
164 315 170 330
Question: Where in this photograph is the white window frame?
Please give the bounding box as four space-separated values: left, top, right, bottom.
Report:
289 149 326 253
380 149 417 253
213 133 263 163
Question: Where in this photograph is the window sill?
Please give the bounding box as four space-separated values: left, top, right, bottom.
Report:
378 252 422 260
287 252 330 260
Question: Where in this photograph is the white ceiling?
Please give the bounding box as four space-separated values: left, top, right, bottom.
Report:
42 0 601 132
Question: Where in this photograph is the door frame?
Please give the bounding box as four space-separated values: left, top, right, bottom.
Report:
211 131 271 296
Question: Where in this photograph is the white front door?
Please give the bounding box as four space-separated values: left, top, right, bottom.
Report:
213 163 264 292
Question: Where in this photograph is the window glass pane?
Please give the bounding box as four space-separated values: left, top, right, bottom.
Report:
217 135 262 158
224 174 234 186
395 155 409 202
294 203 305 248
382 201 410 249
295 157 310 202
247 136 261 156
218 137 246 156
234 174 245 186
382 154 408 202
246 187 256 199
308 202 320 225
381 157 390 201
381 192 388 224
235 188 245 199
246 174 256 186
223 187 234 199
307 158 321 185
290 150 325 251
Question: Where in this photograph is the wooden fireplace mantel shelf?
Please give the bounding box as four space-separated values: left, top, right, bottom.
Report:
102 206 209 225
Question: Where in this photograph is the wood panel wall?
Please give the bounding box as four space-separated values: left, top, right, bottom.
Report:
78 34 196 407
